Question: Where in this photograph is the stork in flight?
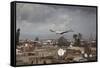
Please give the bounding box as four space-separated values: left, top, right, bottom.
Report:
49 29 73 35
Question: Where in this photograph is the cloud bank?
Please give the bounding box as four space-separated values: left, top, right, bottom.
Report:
16 3 97 40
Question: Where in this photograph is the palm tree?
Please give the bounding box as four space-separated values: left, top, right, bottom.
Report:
73 34 78 46
78 33 82 40
78 33 82 46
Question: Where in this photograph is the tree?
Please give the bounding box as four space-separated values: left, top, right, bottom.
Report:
78 33 82 40
34 37 39 41
77 33 82 46
34 37 40 47
16 28 20 45
73 34 78 40
73 34 77 46
58 36 69 47
73 33 82 46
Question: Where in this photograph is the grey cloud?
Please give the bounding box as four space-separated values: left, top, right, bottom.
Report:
16 3 97 40
16 3 57 23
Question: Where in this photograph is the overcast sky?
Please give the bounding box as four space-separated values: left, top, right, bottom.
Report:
16 3 97 40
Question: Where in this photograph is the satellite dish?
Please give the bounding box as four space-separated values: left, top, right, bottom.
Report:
57 48 66 56
84 53 88 58
89 54 93 58
25 43 28 47
81 50 84 54
69 42 73 48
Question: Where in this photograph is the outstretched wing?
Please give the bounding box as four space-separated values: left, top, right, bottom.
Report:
61 29 73 34
49 29 55 32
